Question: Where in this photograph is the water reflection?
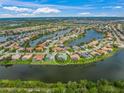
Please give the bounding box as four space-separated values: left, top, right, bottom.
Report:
69 30 104 46
0 36 7 43
0 49 124 83
30 29 72 47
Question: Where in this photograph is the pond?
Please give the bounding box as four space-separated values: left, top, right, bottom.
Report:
0 36 7 43
0 32 30 42
30 28 72 47
69 30 104 46
0 48 124 83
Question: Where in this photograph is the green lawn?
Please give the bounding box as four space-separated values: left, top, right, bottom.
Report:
0 48 118 65
0 53 112 65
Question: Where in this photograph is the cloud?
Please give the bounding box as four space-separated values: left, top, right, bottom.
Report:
17 13 35 17
78 12 119 17
79 12 91 15
114 6 122 9
0 13 35 18
0 4 2 7
93 13 108 16
33 7 61 14
102 6 123 9
0 0 93 10
0 14 15 18
34 0 48 3
3 6 33 12
0 0 123 17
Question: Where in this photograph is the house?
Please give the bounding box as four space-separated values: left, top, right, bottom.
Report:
72 46 81 51
33 54 45 61
106 32 112 38
22 54 33 60
101 46 113 53
90 51 101 56
55 53 69 62
37 42 46 48
12 54 21 60
44 54 55 61
0 56 4 61
58 44 65 48
80 52 92 58
26 47 33 52
96 49 107 55
18 47 25 51
106 44 112 48
11 43 20 49
3 54 11 60
35 47 44 52
88 40 99 46
52 47 65 52
80 46 85 50
70 54 80 61
102 50 108 55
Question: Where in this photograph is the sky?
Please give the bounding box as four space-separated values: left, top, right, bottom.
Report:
0 0 124 18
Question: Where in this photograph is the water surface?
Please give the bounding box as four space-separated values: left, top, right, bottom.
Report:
0 49 124 83
69 30 103 46
30 29 72 47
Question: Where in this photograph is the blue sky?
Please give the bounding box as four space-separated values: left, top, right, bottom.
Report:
0 0 124 17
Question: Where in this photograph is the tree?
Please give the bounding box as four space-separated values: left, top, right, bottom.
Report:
65 88 75 93
89 87 98 93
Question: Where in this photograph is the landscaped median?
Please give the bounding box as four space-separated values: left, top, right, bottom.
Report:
0 80 123 93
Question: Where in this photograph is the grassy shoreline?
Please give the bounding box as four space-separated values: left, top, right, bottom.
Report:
0 48 118 65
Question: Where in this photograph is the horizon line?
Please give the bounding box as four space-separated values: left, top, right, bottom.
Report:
0 16 124 19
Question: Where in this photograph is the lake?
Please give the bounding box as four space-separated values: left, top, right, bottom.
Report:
0 36 7 43
69 30 104 46
0 48 124 83
30 28 72 47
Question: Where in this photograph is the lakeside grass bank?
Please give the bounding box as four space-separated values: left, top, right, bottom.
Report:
0 48 118 65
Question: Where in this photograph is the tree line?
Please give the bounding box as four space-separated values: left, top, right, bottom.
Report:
0 80 124 93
